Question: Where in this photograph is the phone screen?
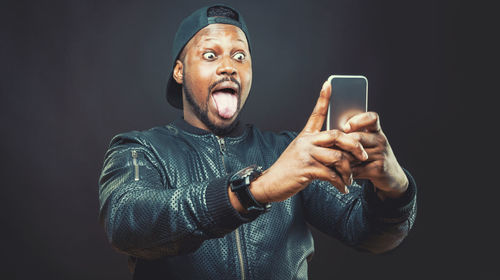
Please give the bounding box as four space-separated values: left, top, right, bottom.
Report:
327 75 368 130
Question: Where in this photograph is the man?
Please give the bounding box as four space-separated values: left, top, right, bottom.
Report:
98 4 417 279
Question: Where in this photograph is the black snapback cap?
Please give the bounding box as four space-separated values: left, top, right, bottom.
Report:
166 4 251 109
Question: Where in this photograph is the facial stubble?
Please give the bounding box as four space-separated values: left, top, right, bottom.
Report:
183 73 242 136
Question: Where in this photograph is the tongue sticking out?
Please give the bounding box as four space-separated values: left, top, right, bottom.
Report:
212 91 238 119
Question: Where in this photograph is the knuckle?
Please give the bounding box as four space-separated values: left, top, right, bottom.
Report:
337 151 344 161
368 111 379 121
298 175 310 185
350 133 361 143
311 111 326 119
295 136 307 146
301 153 314 166
374 160 388 174
376 135 388 147
329 129 342 138
350 132 360 141
331 150 342 162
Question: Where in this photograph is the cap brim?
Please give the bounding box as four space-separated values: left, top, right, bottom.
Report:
166 73 183 109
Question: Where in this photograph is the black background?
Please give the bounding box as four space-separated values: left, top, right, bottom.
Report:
1 0 495 279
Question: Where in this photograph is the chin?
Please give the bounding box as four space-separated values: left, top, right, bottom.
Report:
206 112 240 136
212 117 236 129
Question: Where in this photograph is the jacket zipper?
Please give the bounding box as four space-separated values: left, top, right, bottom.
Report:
234 228 245 280
131 150 139 181
216 136 246 280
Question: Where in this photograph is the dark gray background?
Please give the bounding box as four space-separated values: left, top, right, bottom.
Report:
1 0 495 279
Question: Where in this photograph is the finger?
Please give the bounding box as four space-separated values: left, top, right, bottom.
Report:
308 163 350 194
310 147 354 186
343 111 381 133
334 155 353 186
352 161 380 180
302 76 333 134
348 132 383 148
312 130 368 161
312 146 356 163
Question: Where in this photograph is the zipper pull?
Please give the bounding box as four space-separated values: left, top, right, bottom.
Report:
131 150 139 181
217 136 226 154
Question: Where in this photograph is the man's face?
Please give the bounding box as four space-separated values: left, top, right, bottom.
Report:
174 24 252 135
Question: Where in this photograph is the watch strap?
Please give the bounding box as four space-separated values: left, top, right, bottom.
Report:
230 165 271 213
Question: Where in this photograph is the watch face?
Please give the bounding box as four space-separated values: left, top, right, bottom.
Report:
240 166 254 177
231 165 260 187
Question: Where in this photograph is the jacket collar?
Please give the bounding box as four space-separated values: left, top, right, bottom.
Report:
173 117 246 137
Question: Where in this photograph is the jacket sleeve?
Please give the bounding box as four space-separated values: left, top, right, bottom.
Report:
98 134 257 259
300 168 417 254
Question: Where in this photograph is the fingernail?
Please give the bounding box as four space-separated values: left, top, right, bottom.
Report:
362 150 368 160
343 123 351 132
322 81 328 91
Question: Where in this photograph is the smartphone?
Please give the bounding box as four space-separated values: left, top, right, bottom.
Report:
327 75 368 130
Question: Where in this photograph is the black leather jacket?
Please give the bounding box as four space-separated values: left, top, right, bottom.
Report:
98 118 417 280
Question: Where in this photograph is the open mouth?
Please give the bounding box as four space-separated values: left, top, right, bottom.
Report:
210 81 239 95
211 82 240 119
216 88 237 94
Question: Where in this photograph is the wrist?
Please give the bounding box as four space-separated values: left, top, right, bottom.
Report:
229 165 271 214
228 174 269 213
375 173 409 200
248 170 270 203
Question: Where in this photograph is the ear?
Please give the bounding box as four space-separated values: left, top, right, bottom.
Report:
173 60 184 84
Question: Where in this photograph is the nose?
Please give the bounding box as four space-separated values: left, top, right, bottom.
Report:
216 57 237 76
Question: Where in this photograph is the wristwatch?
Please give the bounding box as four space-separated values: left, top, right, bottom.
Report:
229 165 271 214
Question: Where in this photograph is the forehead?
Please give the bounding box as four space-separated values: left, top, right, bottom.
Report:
188 24 248 48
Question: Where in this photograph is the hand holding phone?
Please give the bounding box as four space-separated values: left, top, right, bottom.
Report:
327 75 368 131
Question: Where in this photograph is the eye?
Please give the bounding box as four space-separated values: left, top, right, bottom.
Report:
233 52 246 61
203 51 216 60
